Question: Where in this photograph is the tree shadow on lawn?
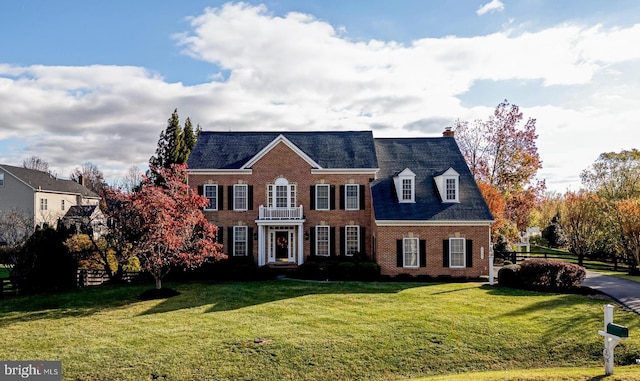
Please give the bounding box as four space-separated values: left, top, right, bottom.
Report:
0 282 153 328
138 279 433 316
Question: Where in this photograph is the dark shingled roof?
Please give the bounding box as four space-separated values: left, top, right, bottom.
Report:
63 205 99 218
371 138 494 221
187 131 378 169
0 164 100 198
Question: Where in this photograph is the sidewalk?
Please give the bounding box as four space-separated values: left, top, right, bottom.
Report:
582 271 640 315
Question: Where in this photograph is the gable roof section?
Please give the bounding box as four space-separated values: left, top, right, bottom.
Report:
371 138 493 222
187 131 378 170
0 164 100 198
63 205 100 218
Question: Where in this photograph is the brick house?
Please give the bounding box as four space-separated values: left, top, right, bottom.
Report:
186 129 494 278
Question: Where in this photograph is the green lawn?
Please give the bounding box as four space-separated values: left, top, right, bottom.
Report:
0 265 9 278
1 280 639 380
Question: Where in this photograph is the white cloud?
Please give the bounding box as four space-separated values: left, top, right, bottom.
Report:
476 0 505 16
1 2 640 192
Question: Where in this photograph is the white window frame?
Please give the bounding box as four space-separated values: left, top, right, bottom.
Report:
345 225 360 256
444 176 459 202
233 226 248 257
401 178 414 202
403 237 419 268
203 184 218 211
40 198 48 211
316 225 330 257
0 172 4 187
449 237 465 268
315 184 330 211
233 184 248 211
345 184 359 211
268 178 297 208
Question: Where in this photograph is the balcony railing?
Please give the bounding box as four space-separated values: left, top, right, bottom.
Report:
258 205 303 220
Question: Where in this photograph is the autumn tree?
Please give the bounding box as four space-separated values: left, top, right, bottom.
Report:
0 209 34 269
560 191 605 266
115 164 224 289
454 100 544 233
22 155 50 172
581 149 640 200
614 199 640 274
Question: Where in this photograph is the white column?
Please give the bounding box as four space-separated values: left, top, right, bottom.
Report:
258 225 265 266
298 224 304 265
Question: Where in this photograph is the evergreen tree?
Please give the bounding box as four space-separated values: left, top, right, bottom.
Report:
149 109 200 183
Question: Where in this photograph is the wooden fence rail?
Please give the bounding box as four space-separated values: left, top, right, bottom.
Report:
498 251 630 273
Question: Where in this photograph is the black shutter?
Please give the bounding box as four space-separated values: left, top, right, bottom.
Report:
218 185 224 210
217 226 223 244
197 185 204 195
396 240 403 267
339 185 345 210
310 186 316 210
309 227 316 257
228 227 234 256
466 240 473 268
248 186 254 210
359 226 366 255
228 186 234 211
443 239 449 267
330 227 335 257
359 184 366 210
330 185 336 210
419 240 427 268
340 226 346 256
247 227 254 259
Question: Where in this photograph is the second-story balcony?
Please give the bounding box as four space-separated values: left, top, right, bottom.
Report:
258 205 304 220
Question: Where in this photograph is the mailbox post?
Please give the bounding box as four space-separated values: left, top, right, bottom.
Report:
597 304 629 375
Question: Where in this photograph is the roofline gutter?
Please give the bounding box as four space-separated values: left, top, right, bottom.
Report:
375 220 494 227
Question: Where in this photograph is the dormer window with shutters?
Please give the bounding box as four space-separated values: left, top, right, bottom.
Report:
393 168 416 203
434 167 459 203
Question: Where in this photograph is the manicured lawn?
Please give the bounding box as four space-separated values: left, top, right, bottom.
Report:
1 280 639 380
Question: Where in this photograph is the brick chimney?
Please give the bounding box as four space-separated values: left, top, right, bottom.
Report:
443 126 454 138
78 174 85 187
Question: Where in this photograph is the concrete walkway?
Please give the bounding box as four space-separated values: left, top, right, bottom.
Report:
582 271 640 315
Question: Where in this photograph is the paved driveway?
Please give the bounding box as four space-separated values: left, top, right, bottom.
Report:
582 271 640 315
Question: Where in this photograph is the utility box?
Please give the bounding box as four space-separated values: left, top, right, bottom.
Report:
607 323 629 338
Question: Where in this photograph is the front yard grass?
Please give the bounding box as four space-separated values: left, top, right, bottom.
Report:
1 280 639 380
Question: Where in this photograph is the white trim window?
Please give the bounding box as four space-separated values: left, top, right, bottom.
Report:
401 178 413 202
40 198 48 211
345 184 359 210
233 184 248 211
315 184 330 211
233 226 248 257
267 178 297 208
449 237 465 268
203 184 218 211
445 177 458 202
345 225 360 256
0 172 4 187
316 225 330 257
403 237 419 268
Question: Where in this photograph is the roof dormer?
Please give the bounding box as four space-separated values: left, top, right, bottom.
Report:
434 167 460 203
393 168 416 203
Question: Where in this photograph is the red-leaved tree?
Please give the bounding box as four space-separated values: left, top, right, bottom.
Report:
114 164 225 289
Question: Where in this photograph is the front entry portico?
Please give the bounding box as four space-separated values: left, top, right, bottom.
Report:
256 222 305 266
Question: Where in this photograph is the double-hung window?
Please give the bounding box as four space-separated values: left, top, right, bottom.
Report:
445 178 457 201
61 200 65 211
345 184 359 210
449 237 465 267
40 198 48 211
0 172 4 187
316 225 330 256
203 184 218 211
234 184 248 211
403 237 419 268
402 179 413 202
315 184 330 210
233 226 248 257
345 225 360 256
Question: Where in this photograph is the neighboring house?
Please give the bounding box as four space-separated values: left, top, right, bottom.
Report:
0 164 101 228
62 205 107 238
186 129 494 278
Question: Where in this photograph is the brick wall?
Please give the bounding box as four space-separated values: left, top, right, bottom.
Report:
375 224 491 278
189 141 374 261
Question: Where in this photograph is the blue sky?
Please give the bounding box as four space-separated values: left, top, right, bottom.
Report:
1 0 639 192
